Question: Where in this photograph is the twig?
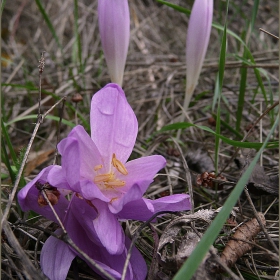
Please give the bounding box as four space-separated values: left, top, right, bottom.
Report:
244 187 279 254
38 51 46 117
259 28 279 40
219 100 279 175
147 224 159 280
171 136 194 214
2 245 25 280
121 211 176 280
1 96 67 228
39 190 116 280
2 219 48 280
34 232 45 269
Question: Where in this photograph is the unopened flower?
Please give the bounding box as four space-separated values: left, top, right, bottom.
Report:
98 0 130 86
184 0 213 111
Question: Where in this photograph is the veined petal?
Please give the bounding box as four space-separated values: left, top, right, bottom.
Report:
41 229 76 280
117 194 191 221
185 0 213 110
98 0 130 86
90 84 138 166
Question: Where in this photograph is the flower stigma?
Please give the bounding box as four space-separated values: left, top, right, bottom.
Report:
93 154 128 191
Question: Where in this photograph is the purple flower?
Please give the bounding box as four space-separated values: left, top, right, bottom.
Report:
98 0 130 86
18 167 147 280
184 0 213 111
18 83 191 279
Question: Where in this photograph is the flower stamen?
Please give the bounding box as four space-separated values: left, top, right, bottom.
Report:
94 173 114 183
112 153 128 175
105 180 125 187
94 164 103 171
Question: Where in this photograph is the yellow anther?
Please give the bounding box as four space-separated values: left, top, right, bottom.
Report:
94 173 113 183
112 153 128 175
94 164 103 171
105 180 126 187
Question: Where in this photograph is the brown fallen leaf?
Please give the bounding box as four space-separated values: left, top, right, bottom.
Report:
24 149 55 176
220 212 266 269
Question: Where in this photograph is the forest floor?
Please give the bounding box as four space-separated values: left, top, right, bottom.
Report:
1 1 279 279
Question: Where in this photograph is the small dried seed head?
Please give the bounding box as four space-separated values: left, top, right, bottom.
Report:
72 93 83 103
38 51 46 74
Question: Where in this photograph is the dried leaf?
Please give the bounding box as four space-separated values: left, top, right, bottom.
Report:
24 149 55 176
176 231 200 260
220 212 266 268
235 158 278 195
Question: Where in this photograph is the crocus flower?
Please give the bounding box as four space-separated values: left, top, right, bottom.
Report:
184 0 213 111
18 83 191 279
18 167 147 280
98 0 130 86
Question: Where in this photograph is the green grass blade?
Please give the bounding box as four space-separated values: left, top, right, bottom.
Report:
34 0 63 52
212 114 243 139
1 0 6 15
214 2 228 173
157 122 278 149
156 0 190 15
173 113 279 280
251 0 260 32
236 48 248 132
5 115 76 128
1 119 17 164
1 140 17 183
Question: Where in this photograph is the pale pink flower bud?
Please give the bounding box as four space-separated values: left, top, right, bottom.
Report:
98 0 130 87
184 0 213 110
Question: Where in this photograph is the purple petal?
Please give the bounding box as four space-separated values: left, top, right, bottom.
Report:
108 183 143 214
107 155 166 213
92 199 125 255
69 196 125 255
90 84 137 167
98 0 130 86
79 178 111 202
17 166 69 223
117 194 191 221
64 205 129 279
47 165 71 193
124 155 166 194
65 125 103 179
57 137 81 191
41 229 76 280
124 237 147 280
68 195 101 247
